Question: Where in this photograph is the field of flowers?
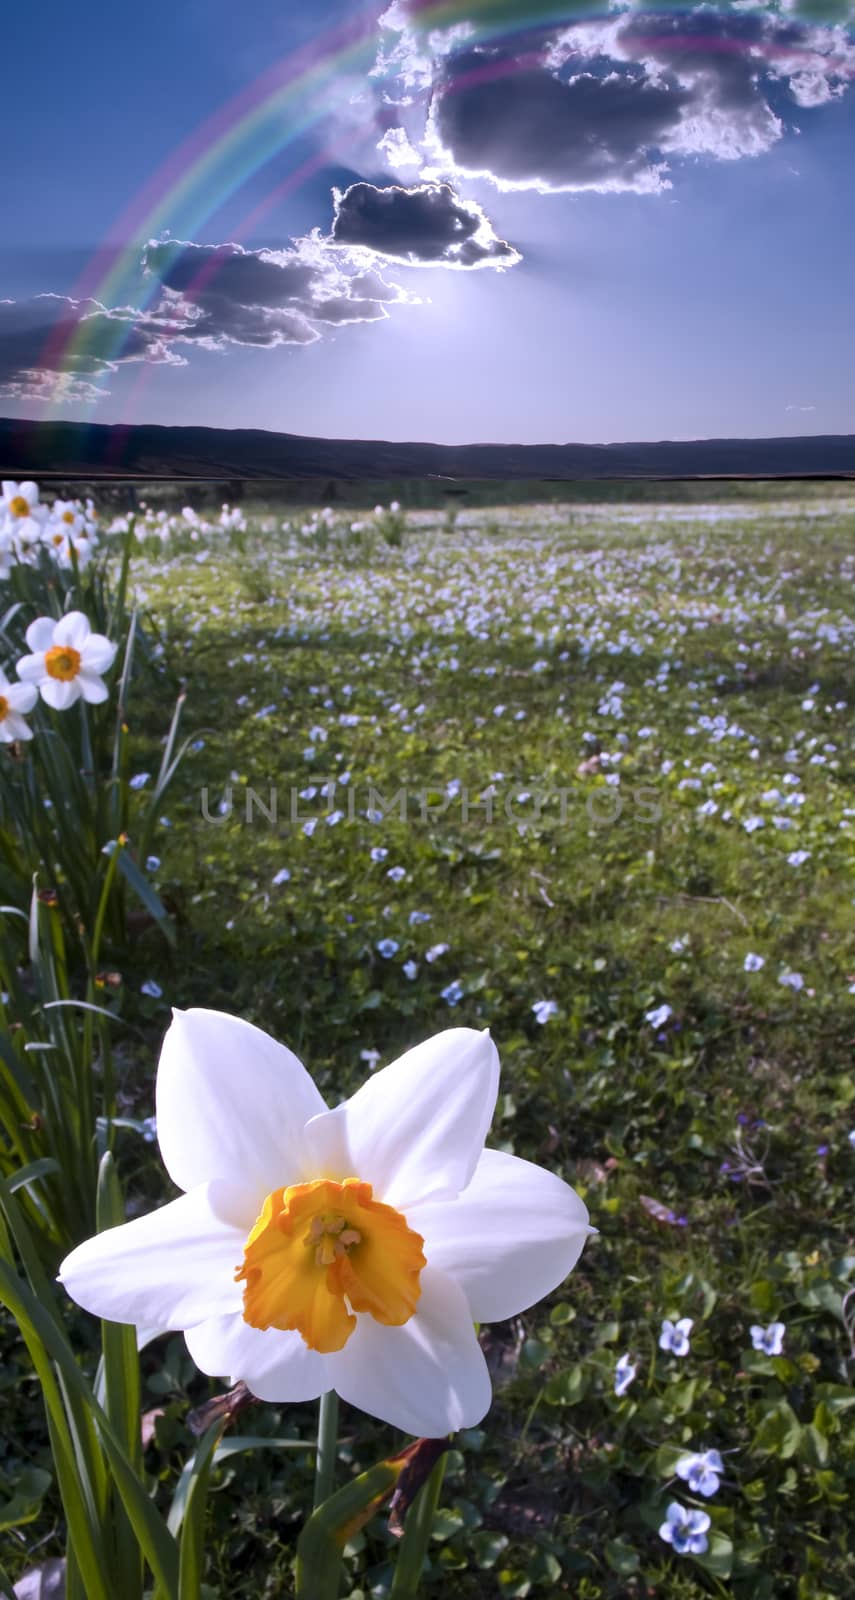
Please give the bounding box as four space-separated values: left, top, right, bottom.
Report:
1 480 853 1599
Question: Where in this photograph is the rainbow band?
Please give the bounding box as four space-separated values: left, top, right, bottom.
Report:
42 2 381 403
44 0 854 412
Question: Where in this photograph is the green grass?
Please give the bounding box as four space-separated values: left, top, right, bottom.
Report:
4 492 855 1597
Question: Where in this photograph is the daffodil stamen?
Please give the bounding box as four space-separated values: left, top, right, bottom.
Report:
303 1211 363 1266
235 1177 425 1354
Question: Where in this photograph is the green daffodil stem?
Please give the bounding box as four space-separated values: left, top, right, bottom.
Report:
390 1451 447 1598
314 1389 340 1509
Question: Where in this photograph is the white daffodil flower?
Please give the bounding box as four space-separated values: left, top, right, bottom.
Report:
0 667 38 743
48 499 88 538
16 612 117 710
1 480 47 548
41 505 97 569
59 1010 593 1437
52 534 97 572
41 522 75 558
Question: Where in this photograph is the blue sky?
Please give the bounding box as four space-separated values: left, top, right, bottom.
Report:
2 0 853 443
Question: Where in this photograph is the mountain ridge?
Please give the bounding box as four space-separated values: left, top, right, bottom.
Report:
2 416 854 481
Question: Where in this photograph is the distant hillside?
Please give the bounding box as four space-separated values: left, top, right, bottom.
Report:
2 416 854 481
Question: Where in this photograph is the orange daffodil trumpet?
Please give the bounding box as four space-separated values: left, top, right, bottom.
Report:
16 612 117 711
59 1010 593 1437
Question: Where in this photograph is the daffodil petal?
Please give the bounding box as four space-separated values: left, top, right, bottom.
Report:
53 611 91 649
301 1028 499 1209
136 1324 170 1351
6 682 38 712
155 1008 328 1200
40 678 81 711
77 672 109 704
409 1148 592 1322
15 652 46 682
185 1312 329 1401
328 1266 491 1437
80 635 117 674
58 1180 254 1329
24 618 55 653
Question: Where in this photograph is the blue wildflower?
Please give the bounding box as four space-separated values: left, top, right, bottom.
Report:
658 1502 710 1555
659 1317 693 1356
675 1448 724 1497
749 1321 785 1355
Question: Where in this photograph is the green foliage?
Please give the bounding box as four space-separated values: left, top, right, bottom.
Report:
0 1164 273 1600
0 526 193 1242
2 488 854 1596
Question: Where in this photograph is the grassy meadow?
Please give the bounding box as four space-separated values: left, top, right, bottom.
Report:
2 482 854 1598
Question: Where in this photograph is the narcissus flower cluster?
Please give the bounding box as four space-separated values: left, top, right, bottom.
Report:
60 1012 593 1436
1 482 99 571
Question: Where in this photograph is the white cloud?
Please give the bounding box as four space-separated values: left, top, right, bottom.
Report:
377 125 423 168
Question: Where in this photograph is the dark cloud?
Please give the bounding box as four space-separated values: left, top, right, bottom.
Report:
142 235 412 336
349 268 405 301
583 10 790 160
142 239 319 307
310 295 391 325
609 9 855 122
379 5 855 192
431 50 687 193
0 294 186 401
330 180 521 266
0 237 413 402
152 286 318 349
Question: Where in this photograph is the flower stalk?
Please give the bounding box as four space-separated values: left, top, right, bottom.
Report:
313 1389 340 1509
